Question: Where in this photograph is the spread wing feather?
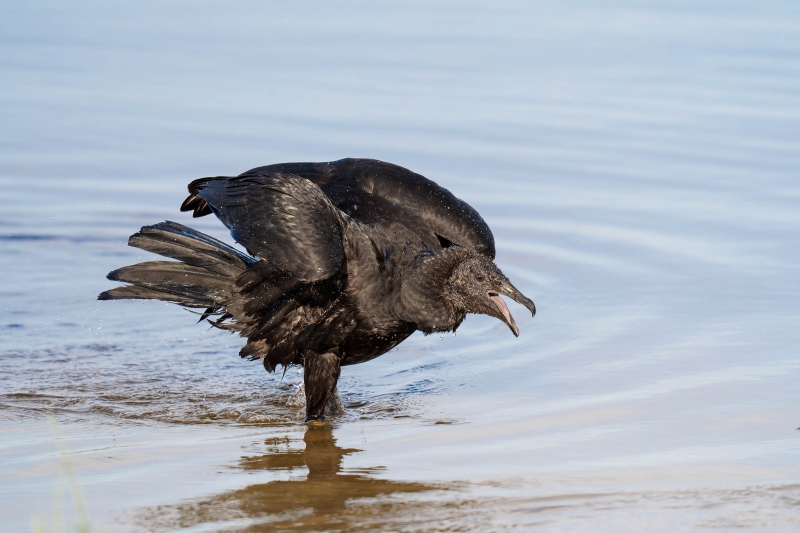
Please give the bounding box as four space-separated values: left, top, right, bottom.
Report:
184 173 345 282
238 158 496 259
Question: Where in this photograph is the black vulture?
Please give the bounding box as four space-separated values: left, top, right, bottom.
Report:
99 158 536 421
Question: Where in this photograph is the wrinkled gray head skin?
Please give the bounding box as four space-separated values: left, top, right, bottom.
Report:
446 253 536 336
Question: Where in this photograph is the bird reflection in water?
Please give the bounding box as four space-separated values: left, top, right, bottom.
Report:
137 425 438 532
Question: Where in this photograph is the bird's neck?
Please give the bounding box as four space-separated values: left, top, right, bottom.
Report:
396 247 468 333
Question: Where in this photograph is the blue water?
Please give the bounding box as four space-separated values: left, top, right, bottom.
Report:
1 1 799 531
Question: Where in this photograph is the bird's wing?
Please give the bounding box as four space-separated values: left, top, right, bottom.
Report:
181 173 345 282
238 158 496 259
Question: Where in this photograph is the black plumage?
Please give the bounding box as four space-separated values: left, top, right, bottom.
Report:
100 158 536 421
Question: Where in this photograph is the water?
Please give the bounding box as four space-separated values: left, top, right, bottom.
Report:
2 1 799 531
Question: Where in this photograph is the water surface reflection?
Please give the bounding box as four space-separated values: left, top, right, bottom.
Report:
137 425 440 532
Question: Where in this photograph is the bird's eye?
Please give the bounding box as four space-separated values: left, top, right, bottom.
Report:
475 273 484 282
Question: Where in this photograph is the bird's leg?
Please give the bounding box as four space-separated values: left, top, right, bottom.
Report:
303 352 341 422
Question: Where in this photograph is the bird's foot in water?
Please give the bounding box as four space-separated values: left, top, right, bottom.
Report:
290 383 344 418
325 387 344 416
304 390 343 423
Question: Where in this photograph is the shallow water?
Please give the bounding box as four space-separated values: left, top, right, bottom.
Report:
2 1 800 531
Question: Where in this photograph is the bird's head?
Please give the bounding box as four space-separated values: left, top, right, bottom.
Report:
446 253 536 337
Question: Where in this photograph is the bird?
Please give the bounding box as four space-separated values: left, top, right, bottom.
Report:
99 158 536 422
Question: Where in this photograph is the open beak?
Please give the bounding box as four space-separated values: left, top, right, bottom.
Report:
488 282 536 337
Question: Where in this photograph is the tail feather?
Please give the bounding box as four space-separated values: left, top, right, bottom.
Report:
98 285 207 307
99 221 255 309
107 261 231 305
128 221 255 277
